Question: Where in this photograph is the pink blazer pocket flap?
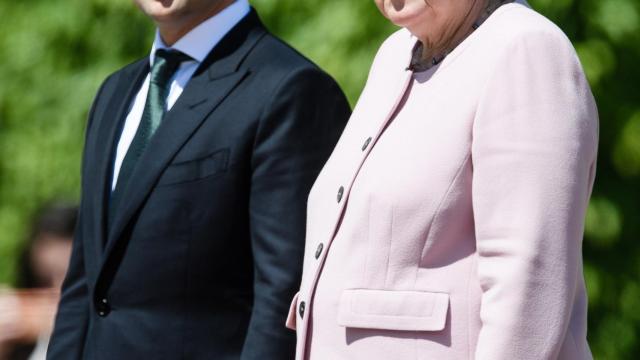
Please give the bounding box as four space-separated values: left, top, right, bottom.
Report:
285 291 300 330
337 289 449 331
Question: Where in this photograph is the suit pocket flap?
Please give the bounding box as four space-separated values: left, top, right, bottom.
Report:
285 292 300 330
158 149 229 186
337 289 449 331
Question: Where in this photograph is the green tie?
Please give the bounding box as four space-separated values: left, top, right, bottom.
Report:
109 49 191 226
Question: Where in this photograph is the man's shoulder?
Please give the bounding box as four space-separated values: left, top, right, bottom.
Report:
99 57 148 91
245 31 325 79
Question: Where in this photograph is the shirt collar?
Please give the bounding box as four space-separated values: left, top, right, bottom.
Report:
150 0 250 66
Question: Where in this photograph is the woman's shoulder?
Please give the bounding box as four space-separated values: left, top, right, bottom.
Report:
484 2 576 56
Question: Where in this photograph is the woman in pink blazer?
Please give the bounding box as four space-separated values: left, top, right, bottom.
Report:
287 0 598 359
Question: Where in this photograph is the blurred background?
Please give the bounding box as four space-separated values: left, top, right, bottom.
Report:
0 0 638 358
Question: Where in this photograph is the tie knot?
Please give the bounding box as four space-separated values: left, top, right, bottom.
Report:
155 49 192 65
151 49 192 85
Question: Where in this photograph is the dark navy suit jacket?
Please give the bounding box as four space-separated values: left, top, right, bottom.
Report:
47 9 350 360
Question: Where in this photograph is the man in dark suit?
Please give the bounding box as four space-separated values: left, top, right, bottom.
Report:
47 0 350 359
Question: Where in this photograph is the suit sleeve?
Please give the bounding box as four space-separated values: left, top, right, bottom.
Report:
47 77 110 360
471 30 598 359
241 67 350 360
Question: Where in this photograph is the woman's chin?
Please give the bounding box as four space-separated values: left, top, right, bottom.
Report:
384 1 429 27
385 7 430 31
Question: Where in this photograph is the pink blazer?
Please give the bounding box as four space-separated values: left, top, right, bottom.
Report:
287 1 598 359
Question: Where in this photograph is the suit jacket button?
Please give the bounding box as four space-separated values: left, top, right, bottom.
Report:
97 298 111 317
362 137 372 151
337 186 344 203
315 243 324 259
299 301 306 318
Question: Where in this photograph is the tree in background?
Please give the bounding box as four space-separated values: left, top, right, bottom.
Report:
0 0 638 357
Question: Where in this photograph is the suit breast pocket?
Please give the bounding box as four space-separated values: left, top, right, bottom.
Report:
157 148 229 186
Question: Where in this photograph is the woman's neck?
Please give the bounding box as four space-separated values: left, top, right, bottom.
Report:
420 0 490 62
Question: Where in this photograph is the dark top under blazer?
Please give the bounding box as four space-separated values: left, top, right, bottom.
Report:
47 10 351 360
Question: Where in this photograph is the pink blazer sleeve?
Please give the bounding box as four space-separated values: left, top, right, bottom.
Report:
471 29 598 359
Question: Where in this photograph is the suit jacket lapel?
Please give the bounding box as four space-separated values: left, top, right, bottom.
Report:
88 60 149 256
100 10 266 272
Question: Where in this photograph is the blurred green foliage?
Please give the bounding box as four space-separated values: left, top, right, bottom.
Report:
0 0 638 357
